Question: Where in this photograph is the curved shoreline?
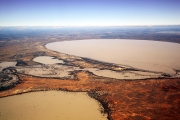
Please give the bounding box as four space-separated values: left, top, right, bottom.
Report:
1 72 180 120
0 90 108 120
45 39 180 75
1 38 180 120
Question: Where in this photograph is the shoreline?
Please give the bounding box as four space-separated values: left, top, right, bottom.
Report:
0 38 180 120
45 39 180 75
1 73 180 120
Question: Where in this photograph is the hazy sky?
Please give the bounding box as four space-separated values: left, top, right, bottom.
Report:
0 0 180 26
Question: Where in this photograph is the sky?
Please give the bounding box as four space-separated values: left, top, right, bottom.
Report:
0 0 180 26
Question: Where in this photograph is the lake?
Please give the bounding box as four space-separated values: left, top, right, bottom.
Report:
0 91 107 120
46 39 180 74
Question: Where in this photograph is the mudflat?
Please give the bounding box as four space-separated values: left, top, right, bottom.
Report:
0 36 180 120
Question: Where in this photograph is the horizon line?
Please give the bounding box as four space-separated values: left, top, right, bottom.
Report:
0 24 180 27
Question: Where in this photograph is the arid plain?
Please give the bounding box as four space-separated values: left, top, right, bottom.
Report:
0 26 180 120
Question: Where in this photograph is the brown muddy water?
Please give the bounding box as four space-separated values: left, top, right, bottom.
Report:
33 56 64 64
0 91 107 120
46 39 180 74
0 62 17 71
30 56 163 79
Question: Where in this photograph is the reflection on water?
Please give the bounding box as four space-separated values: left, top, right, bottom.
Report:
46 39 180 74
0 91 107 120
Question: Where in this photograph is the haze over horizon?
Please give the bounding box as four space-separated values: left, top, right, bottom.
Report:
0 0 180 26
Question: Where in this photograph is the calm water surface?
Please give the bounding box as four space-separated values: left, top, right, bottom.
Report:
46 39 180 74
33 56 64 64
0 62 17 71
0 91 107 120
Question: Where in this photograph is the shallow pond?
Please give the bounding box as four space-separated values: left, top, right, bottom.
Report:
33 56 64 64
30 56 163 79
0 91 107 120
0 62 17 71
46 39 180 74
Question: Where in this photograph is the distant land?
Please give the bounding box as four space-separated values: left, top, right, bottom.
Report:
0 25 180 44
0 25 180 120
